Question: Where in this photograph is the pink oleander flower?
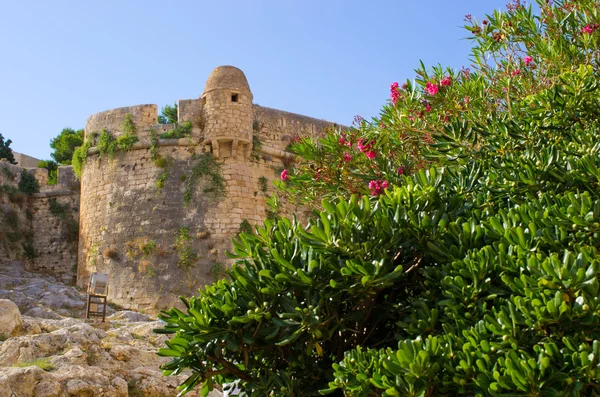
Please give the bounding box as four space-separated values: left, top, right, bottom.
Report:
398 166 405 175
365 150 376 159
339 135 347 146
511 69 521 76
368 180 389 196
523 56 533 65
357 139 374 153
343 152 352 162
583 24 596 34
425 82 439 96
280 169 289 181
441 76 452 87
390 82 400 105
423 101 432 112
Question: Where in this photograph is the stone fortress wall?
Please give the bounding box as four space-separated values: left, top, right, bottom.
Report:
77 66 339 312
0 160 80 283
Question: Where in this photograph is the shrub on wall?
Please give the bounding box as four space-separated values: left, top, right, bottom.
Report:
18 171 39 195
159 121 192 140
182 154 226 206
37 160 58 185
48 197 79 242
97 129 118 158
156 1 600 396
72 141 91 179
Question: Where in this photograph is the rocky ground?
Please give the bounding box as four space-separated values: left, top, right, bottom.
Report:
0 261 223 397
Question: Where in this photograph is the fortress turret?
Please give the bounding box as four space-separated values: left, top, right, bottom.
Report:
201 66 253 159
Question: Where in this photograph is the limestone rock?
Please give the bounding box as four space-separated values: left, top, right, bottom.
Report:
0 264 216 396
0 299 22 339
108 310 151 322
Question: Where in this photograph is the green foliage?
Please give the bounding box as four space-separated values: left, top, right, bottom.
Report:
158 103 178 124
175 226 197 270
238 219 253 235
97 129 118 158
142 240 157 256
37 160 58 185
149 129 160 162
154 157 169 169
12 358 54 371
50 128 84 165
117 113 139 151
160 121 192 139
122 113 136 135
18 171 39 195
156 170 168 190
183 154 226 206
251 135 263 162
72 141 91 179
156 2 600 396
48 197 65 216
145 267 157 278
48 197 79 241
0 133 16 164
208 262 227 281
258 176 268 193
117 133 138 152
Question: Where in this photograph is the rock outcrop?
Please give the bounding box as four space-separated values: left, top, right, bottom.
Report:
0 299 22 340
0 263 223 396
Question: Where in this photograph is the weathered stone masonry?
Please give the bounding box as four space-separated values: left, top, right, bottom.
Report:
75 66 340 312
0 161 80 283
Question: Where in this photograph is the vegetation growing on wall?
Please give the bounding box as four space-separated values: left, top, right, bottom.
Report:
18 171 39 195
156 1 600 396
0 185 25 206
174 226 197 270
258 176 268 194
182 154 226 206
159 121 192 140
72 141 91 179
48 197 79 242
237 219 252 235
37 160 58 185
97 129 118 158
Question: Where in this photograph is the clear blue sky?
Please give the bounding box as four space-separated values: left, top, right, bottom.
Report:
1 0 516 160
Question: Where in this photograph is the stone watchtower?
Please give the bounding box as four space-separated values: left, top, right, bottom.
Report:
201 66 253 159
77 66 339 312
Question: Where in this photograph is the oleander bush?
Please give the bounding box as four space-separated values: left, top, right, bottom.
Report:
156 1 600 396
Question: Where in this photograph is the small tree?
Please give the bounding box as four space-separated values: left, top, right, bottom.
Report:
158 103 178 124
50 128 84 165
37 160 58 185
0 133 16 164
